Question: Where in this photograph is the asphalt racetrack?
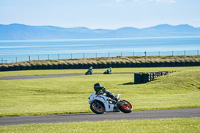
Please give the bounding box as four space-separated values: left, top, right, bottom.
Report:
0 73 133 80
0 108 200 125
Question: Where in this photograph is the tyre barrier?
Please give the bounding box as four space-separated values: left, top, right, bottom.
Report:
134 71 176 84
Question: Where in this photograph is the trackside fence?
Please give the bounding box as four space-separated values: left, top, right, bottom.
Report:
0 50 199 63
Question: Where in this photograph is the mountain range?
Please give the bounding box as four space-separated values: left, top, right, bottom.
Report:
0 23 200 40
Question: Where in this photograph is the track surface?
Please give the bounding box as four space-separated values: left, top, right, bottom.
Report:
0 73 133 80
0 108 200 125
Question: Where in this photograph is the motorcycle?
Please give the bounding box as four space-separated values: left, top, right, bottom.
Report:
103 69 112 74
85 69 93 75
88 92 132 114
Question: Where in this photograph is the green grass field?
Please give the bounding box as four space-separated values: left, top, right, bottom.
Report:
0 118 200 133
0 66 200 77
0 67 200 117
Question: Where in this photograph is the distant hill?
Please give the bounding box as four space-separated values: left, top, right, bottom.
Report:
0 23 200 40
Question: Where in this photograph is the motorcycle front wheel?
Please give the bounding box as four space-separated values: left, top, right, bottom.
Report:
90 101 105 114
119 100 132 113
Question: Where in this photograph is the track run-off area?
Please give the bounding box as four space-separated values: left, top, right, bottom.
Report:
0 72 199 126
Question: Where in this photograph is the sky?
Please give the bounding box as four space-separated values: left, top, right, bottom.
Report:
0 0 200 29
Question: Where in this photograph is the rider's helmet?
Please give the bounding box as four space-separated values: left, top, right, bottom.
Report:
94 83 103 92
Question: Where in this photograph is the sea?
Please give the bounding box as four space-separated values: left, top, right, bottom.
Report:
0 36 200 63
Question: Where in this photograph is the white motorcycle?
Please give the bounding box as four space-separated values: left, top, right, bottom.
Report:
88 92 132 114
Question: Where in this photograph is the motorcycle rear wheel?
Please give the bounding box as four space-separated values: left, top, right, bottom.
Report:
90 101 105 114
85 71 92 75
119 100 132 113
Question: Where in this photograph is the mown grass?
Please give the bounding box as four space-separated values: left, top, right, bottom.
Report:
0 66 200 77
0 67 200 117
0 69 86 77
0 118 200 133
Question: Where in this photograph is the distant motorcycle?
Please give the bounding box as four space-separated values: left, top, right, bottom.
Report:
88 93 132 114
103 67 112 74
103 69 112 74
85 69 93 75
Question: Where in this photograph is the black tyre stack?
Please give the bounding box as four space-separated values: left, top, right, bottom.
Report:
134 71 176 84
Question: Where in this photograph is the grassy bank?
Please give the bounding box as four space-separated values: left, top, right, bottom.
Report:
0 118 200 133
0 67 200 116
0 55 200 71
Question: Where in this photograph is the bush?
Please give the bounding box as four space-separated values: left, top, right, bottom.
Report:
97 62 102 68
111 61 117 68
88 62 94 68
48 63 53 69
195 59 200 66
154 60 161 67
73 62 79 69
190 59 196 66
106 61 112 68
14 64 20 70
134 61 140 67
57 62 64 69
53 62 59 69
83 62 88 69
30 63 37 70
92 62 98 69
42 63 48 69
1 65 8 71
0 55 200 71
120 61 126 67
19 64 26 70
116 61 121 67
170 60 176 67
68 62 74 69
77 62 84 69
100 61 107 68
61 62 68 69
36 63 43 69
175 60 181 66
159 60 166 67
164 60 170 67
8 65 14 71
26 64 32 70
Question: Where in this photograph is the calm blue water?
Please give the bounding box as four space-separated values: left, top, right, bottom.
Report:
0 36 200 63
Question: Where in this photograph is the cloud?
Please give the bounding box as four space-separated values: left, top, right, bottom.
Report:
115 0 176 3
148 0 176 3
115 0 137 2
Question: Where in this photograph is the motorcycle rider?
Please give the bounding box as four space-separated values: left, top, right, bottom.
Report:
94 83 117 101
107 67 111 72
85 66 93 75
107 67 112 73
88 66 93 72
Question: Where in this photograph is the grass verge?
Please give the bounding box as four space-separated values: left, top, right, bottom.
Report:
0 67 200 116
0 117 200 133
